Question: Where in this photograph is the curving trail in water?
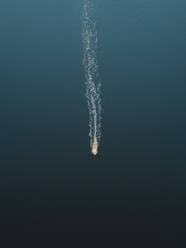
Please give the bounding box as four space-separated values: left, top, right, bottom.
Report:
82 0 102 155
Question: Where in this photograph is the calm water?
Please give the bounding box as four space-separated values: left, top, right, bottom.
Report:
0 0 186 233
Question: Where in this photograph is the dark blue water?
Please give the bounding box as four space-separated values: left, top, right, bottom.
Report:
0 0 186 233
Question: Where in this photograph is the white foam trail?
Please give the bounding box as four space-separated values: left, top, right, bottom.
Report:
82 0 102 154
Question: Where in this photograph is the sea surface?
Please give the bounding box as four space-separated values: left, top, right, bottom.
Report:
0 0 186 233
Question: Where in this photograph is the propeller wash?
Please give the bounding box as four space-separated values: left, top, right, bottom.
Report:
82 0 102 155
